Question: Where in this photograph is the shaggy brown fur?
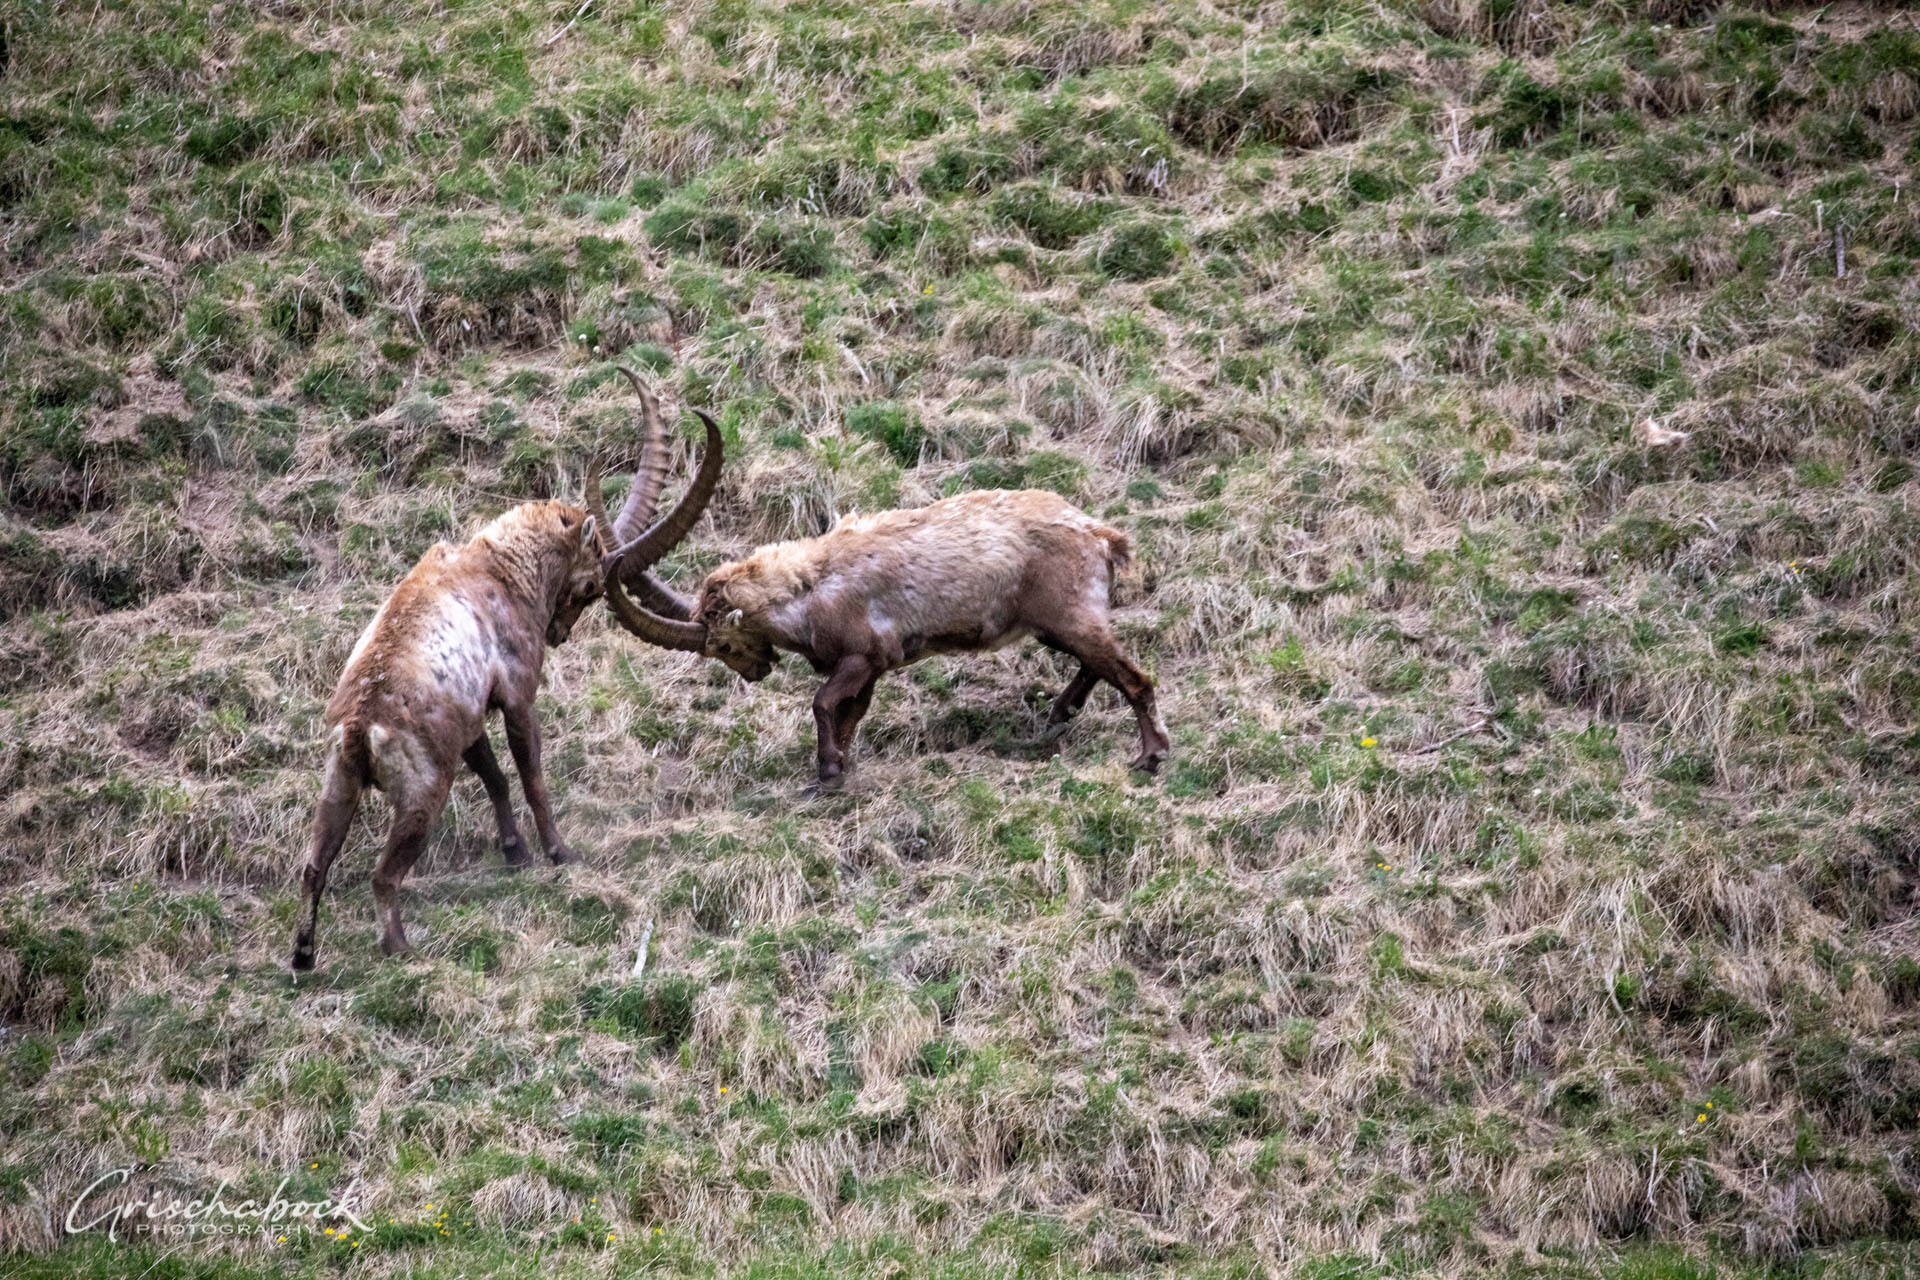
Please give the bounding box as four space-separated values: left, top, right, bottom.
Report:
290 501 605 968
600 436 1170 788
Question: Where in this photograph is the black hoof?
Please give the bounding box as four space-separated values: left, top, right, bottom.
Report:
1129 749 1170 776
291 945 316 972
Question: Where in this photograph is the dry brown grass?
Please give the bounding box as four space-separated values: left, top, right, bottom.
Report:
3 2 1920 1278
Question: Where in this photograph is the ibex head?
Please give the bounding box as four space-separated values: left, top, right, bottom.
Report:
545 508 606 648
693 569 776 683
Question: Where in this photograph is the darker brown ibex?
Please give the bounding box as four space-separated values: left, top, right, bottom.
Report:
590 408 1170 790
292 370 673 969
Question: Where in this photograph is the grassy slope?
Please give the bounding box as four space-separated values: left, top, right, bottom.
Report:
3 0 1920 1275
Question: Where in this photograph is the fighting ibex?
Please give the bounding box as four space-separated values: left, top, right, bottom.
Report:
292 370 672 968
590 410 1170 790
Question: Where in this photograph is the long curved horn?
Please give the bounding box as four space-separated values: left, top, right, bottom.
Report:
611 365 671 543
604 568 707 652
595 367 697 616
633 572 696 620
583 460 615 555
602 408 724 578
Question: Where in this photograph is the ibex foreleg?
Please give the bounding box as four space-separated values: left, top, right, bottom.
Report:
463 735 529 867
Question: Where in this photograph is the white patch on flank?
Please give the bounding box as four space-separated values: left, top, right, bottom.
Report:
423 596 489 699
866 600 897 643
365 723 417 796
1083 571 1110 612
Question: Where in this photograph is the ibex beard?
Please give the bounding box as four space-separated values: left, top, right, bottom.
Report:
593 411 1171 789
291 501 604 970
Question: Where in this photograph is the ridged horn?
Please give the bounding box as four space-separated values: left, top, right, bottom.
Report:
611 365 671 543
602 408 724 578
632 571 696 620
583 460 615 555
604 570 707 651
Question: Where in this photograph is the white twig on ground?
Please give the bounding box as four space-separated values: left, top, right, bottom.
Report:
1411 718 1491 755
631 918 655 980
546 0 595 46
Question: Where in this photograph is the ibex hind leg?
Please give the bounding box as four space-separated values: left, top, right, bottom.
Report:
1043 663 1101 741
292 751 363 972
370 790 446 958
1047 622 1169 775
368 752 453 959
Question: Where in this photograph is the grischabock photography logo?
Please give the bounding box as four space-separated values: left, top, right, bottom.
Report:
65 1165 372 1243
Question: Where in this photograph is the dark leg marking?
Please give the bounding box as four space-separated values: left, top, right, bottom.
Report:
292 752 362 972
1051 620 1170 774
502 705 575 865
464 734 528 867
812 655 877 789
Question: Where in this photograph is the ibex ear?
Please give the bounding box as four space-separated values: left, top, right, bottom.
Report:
579 515 597 550
726 608 744 628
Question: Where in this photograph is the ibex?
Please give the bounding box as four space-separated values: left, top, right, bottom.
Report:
589 412 1170 790
292 370 672 969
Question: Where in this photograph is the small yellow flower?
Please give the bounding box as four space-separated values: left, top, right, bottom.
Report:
325 1228 336 1235
277 1236 287 1243
655 1227 663 1235
1361 737 1377 748
719 1086 728 1093
1696 1114 1706 1123
311 1163 319 1169
1706 1101 1713 1108
922 285 933 295
425 1205 433 1211
352 1241 360 1248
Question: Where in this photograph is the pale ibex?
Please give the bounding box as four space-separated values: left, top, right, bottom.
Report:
292 370 671 968
590 412 1170 790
